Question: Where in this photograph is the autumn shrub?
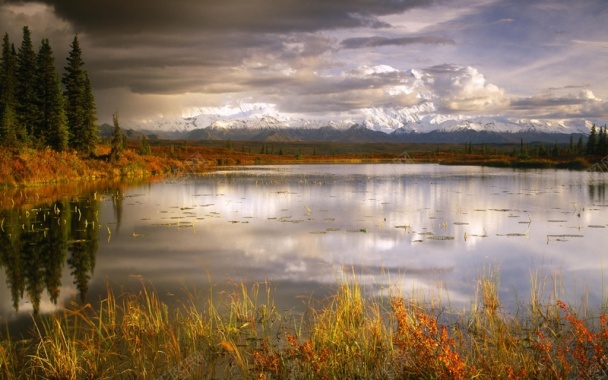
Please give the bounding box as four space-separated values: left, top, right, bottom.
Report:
392 297 469 379
2 274 608 379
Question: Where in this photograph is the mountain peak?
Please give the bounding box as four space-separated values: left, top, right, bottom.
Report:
124 101 602 137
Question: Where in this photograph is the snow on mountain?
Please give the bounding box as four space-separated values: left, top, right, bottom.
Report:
126 102 597 136
123 64 601 136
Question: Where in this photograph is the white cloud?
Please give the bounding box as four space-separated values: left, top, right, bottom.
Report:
425 65 508 113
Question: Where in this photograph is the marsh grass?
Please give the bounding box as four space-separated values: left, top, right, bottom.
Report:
1 272 608 379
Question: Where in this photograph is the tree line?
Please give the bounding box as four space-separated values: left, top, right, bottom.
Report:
0 26 97 155
586 124 608 157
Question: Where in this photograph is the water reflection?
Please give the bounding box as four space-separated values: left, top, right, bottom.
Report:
1 165 607 324
0 186 124 315
589 182 606 202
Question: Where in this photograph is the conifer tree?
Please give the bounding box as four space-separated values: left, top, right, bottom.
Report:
598 126 608 156
0 33 20 148
576 135 584 155
551 141 559 157
587 124 597 155
82 72 98 148
138 134 151 155
109 111 124 162
35 38 68 151
16 26 37 143
62 35 97 155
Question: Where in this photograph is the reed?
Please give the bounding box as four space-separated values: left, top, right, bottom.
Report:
1 271 608 379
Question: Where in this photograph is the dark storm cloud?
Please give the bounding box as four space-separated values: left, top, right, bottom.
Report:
85 31 337 94
8 0 435 37
340 35 455 49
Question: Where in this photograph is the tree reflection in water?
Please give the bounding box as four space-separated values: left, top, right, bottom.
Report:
0 192 103 314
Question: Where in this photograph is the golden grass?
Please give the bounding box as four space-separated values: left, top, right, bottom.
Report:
1 272 608 379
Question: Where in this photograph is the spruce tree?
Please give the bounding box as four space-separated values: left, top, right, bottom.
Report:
82 72 98 149
138 134 151 155
16 26 37 143
576 135 584 155
35 38 68 151
109 111 124 163
587 124 597 155
0 33 19 148
63 35 97 155
598 126 608 156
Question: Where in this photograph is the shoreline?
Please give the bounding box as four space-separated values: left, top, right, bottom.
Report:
0 142 600 189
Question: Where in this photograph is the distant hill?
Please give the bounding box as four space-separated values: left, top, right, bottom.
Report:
109 101 606 144
115 123 585 144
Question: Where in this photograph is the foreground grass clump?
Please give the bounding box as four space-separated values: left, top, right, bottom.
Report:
1 276 608 379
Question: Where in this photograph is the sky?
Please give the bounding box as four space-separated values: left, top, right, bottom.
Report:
0 0 607 125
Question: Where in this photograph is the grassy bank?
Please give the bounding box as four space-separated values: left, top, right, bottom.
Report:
1 274 607 379
0 146 185 188
437 154 591 170
1 141 600 188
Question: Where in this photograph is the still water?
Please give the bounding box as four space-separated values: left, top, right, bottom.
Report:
1 164 607 325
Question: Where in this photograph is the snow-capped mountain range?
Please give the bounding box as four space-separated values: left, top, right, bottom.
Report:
125 101 597 136
121 63 606 141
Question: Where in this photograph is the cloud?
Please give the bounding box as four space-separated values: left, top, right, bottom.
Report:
510 89 608 118
1 0 607 124
6 0 434 37
423 65 508 113
340 35 455 49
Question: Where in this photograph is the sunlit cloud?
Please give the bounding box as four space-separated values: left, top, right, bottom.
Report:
0 0 606 123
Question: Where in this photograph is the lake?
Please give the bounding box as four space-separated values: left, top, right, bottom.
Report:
1 164 607 329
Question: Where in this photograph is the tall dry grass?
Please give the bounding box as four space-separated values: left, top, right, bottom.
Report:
1 271 607 379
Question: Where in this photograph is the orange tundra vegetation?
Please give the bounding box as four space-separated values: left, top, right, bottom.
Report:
1 276 608 378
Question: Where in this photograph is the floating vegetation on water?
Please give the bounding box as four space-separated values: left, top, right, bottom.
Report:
427 235 454 241
131 232 147 237
469 228 489 238
67 239 89 244
347 228 367 233
453 222 469 225
279 218 305 224
326 228 341 232
548 220 567 223
310 231 326 234
588 225 606 228
547 234 584 238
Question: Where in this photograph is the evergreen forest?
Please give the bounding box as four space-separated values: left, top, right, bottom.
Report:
0 26 97 155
